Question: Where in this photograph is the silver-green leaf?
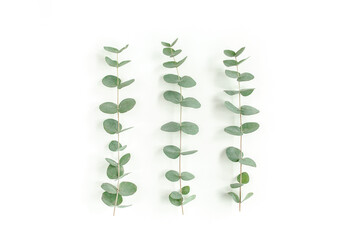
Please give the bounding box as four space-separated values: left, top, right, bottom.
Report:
239 157 256 167
165 170 180 182
181 172 195 181
163 145 180 159
180 97 201 108
181 122 199 135
237 72 254 82
161 122 180 132
178 76 196 88
164 91 182 104
118 182 137 196
224 126 242 136
240 105 259 115
103 119 121 134
102 75 120 88
224 101 240 114
241 122 259 134
240 88 254 96
101 183 117 194
241 192 254 202
102 192 122 206
163 74 180 83
183 195 196 205
224 50 235 57
227 192 240 203
225 70 239 78
119 98 136 113
119 153 131 165
226 146 243 162
99 102 117 114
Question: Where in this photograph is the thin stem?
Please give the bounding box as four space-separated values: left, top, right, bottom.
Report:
113 53 121 216
235 57 243 212
173 54 184 215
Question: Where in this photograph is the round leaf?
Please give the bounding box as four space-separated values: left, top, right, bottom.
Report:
226 147 243 162
107 165 124 179
169 192 183 206
224 126 242 136
102 192 122 206
240 88 254 96
180 97 201 108
163 47 175 56
163 74 180 83
181 172 195 181
163 145 180 159
237 72 254 82
164 91 182 104
109 140 121 152
240 105 259 115
225 70 239 78
179 76 196 88
119 98 136 113
241 122 260 134
181 122 199 135
237 172 250 184
161 122 180 132
102 75 120 88
118 181 137 196
105 158 117 166
103 119 121 134
120 153 131 165
223 60 238 67
101 183 117 194
239 157 256 167
181 186 190 195
165 170 180 182
224 50 235 57
99 102 117 114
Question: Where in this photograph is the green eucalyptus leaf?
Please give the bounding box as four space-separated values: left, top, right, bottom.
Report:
99 102 117 114
109 140 121 152
107 165 124 179
239 157 256 167
181 122 199 135
102 75 120 88
120 127 133 133
181 172 195 181
226 146 243 162
235 47 245 57
163 74 180 83
105 158 118 166
101 183 118 194
237 57 249 65
105 57 122 67
237 72 254 82
181 186 190 195
178 76 196 88
119 172 131 179
241 122 260 134
224 50 235 57
183 195 196 205
104 46 120 53
118 182 137 196
103 119 121 134
224 126 242 136
163 57 187 68
240 88 254 96
224 90 240 96
224 101 240 114
119 98 136 113
161 122 181 132
227 192 240 203
237 172 250 184
230 183 243 188
118 204 132 208
223 60 238 67
163 145 180 159
181 150 197 155
169 191 183 206
161 41 171 47
170 38 178 47
241 192 254 202
118 79 135 89
164 91 182 104
171 49 182 57
165 170 180 182
180 97 201 108
120 153 131 165
225 70 239 78
163 48 175 56
240 105 259 115
102 192 122 206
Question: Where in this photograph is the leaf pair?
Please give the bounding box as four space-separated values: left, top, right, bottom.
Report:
101 181 137 207
103 119 132 134
99 98 136 114
226 146 256 166
163 57 187 68
105 57 131 68
169 191 196 206
165 170 195 182
163 91 201 108
227 192 253 203
104 45 128 54
105 153 130 166
161 121 199 135
224 47 245 57
224 102 259 115
224 122 259 136
163 145 197 159
102 75 135 89
225 70 254 81
163 74 196 88
224 88 254 96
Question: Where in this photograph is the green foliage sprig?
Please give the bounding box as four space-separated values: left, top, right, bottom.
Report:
223 47 259 211
161 38 200 214
100 45 137 216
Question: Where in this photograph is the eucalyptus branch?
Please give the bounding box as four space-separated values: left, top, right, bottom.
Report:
161 38 200 214
223 47 259 211
100 45 137 216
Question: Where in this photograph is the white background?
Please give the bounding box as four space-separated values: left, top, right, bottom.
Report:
0 0 359 239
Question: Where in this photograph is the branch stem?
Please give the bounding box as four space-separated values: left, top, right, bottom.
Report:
235 57 243 212
113 53 121 216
